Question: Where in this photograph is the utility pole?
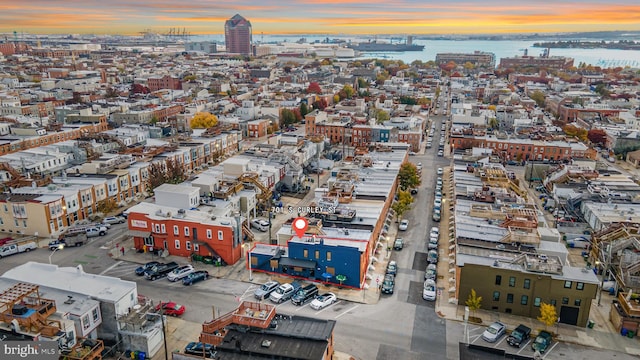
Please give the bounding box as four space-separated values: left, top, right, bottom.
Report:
597 243 612 306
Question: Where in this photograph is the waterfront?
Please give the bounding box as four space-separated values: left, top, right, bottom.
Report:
192 34 640 68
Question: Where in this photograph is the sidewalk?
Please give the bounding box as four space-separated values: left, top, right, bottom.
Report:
433 165 640 356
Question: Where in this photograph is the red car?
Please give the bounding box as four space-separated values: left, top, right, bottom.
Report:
155 302 185 316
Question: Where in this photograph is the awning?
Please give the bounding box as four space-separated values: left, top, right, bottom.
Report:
279 257 317 269
129 230 151 238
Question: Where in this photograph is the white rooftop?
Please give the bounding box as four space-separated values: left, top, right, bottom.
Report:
1 262 137 303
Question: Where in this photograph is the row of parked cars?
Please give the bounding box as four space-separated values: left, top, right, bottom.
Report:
481 322 553 353
254 280 338 310
423 227 440 301
135 261 209 285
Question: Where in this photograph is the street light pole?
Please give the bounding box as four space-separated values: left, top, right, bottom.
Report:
49 244 64 264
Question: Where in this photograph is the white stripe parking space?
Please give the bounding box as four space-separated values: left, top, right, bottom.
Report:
542 341 560 359
516 339 532 354
314 301 341 315
334 304 359 319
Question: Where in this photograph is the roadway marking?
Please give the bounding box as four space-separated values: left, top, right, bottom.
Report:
517 339 531 354
294 303 310 312
542 341 559 359
493 336 507 348
314 301 340 315
469 334 481 344
99 261 123 275
335 304 359 319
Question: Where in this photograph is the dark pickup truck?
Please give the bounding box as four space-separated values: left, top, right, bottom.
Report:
144 261 179 280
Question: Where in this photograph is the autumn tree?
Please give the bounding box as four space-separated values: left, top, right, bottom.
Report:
190 112 218 129
165 158 186 184
398 163 421 191
307 82 322 94
537 302 558 330
105 87 119 98
530 90 546 108
148 162 167 189
131 83 150 94
313 97 328 110
587 129 607 145
342 84 355 99
96 198 118 214
391 189 413 221
465 289 483 317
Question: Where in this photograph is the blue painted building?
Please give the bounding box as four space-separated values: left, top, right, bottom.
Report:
249 226 370 289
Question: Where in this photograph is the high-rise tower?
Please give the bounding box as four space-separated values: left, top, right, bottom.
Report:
224 14 252 55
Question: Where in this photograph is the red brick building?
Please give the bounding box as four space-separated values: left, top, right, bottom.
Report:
450 136 596 161
147 75 182 92
128 204 242 265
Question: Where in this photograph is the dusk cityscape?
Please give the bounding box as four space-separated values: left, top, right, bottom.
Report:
1 2 640 360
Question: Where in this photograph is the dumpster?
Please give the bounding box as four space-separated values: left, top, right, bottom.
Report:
587 320 595 329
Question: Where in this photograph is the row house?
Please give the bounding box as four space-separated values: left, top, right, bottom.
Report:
397 130 422 152
247 119 269 138
2 177 108 237
449 136 596 161
0 118 106 156
152 104 185 122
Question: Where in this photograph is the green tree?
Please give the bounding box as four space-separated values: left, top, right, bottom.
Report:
488 117 499 130
531 90 546 108
357 77 369 89
280 108 297 127
190 112 218 129
398 163 421 191
374 109 390 124
537 303 558 330
465 289 483 317
299 102 309 118
150 116 159 125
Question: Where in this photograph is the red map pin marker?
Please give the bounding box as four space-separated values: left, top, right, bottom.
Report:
293 217 308 238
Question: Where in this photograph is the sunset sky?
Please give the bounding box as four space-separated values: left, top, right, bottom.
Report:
1 0 639 36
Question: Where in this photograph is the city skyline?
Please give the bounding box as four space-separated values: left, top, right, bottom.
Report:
1 1 639 36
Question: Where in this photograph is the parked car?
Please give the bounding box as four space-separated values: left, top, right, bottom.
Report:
144 262 179 280
184 342 214 357
424 264 437 281
507 324 532 348
482 321 506 343
269 282 301 303
437 168 443 175
393 238 404 250
422 279 436 301
135 261 160 276
427 250 438 264
251 218 270 232
532 331 553 353
310 292 337 310
428 241 438 250
410 188 418 195
254 280 280 300
381 274 395 294
182 270 209 286
399 219 409 231
291 284 319 306
430 227 439 239
386 261 398 276
167 264 195 282
103 216 126 225
85 226 108 237
432 208 441 222
438 150 444 157
433 198 442 208
567 237 591 249
156 301 185 316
